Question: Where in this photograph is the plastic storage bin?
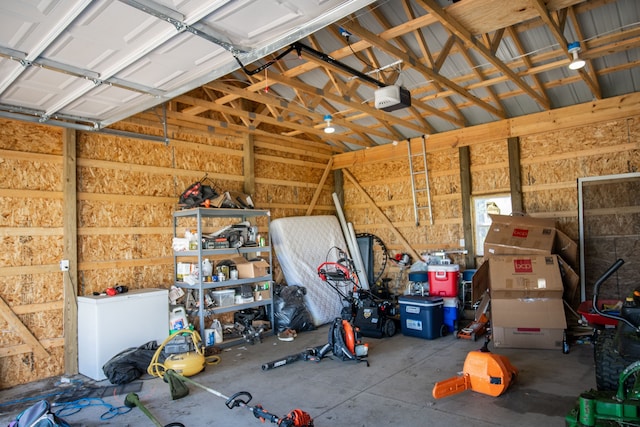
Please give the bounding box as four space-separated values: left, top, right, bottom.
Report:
443 297 459 333
427 264 460 297
399 295 444 339
211 289 235 307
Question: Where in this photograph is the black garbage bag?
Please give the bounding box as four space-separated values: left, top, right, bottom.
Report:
273 284 315 333
102 341 163 385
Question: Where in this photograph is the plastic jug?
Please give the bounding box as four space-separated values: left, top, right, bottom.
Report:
169 306 188 333
202 259 213 280
210 319 223 344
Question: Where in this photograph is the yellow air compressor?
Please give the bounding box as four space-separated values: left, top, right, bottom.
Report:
148 329 218 378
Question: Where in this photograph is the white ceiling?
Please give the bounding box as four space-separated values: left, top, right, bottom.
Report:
0 0 375 130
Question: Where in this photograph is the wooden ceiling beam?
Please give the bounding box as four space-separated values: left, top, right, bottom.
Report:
204 81 382 144
416 27 465 123
453 36 505 116
340 19 504 120
567 5 603 99
176 94 369 147
530 0 601 99
369 5 448 132
263 71 426 137
416 0 550 110
505 26 551 108
126 110 344 154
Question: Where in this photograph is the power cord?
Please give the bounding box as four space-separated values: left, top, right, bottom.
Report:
53 397 132 420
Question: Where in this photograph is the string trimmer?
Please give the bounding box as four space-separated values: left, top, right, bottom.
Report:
124 392 185 427
163 369 314 427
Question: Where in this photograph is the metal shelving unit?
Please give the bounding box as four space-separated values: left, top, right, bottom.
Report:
172 207 273 347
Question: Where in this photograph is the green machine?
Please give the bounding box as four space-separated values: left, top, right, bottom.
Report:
566 361 640 426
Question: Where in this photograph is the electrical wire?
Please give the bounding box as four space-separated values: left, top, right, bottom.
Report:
53 397 132 420
345 34 374 71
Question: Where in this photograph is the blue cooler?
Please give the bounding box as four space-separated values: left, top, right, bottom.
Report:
443 297 459 333
399 295 444 339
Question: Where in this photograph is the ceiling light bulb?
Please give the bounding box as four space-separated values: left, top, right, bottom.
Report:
323 114 335 134
569 51 585 70
567 42 585 70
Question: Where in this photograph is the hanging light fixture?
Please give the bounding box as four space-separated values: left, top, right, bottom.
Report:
323 114 335 134
567 41 585 70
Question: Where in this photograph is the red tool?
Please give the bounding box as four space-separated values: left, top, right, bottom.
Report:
457 290 490 341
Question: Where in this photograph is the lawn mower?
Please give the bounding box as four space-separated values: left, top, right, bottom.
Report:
590 259 640 392
317 247 397 338
565 360 640 427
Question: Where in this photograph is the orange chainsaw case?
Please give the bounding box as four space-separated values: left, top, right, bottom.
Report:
432 350 518 399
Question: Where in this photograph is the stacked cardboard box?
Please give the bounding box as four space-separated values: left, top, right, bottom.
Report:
473 215 579 350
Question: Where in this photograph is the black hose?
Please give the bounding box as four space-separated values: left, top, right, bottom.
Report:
355 233 389 284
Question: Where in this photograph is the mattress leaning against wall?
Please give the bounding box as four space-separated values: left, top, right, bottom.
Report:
270 215 348 326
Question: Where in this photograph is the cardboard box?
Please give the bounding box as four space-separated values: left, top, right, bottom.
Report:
491 298 567 350
237 259 270 278
492 326 564 350
253 290 270 301
558 257 580 307
554 229 578 270
475 255 564 299
484 214 556 256
483 214 578 268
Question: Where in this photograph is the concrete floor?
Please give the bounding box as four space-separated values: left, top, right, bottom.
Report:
0 325 594 427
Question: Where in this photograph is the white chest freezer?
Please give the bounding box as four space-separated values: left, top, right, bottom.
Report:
78 288 169 381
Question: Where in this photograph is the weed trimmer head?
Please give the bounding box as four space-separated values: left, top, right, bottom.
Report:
124 392 185 427
161 369 313 426
164 369 190 400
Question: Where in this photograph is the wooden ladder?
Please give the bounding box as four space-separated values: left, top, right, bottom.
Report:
407 136 433 226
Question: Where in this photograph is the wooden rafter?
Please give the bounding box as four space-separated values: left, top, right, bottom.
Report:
416 0 550 110
116 0 639 152
340 19 505 120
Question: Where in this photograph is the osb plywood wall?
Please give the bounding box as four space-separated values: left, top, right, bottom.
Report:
0 119 335 389
343 145 465 263
0 122 66 387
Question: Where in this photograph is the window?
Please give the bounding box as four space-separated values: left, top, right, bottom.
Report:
473 195 512 256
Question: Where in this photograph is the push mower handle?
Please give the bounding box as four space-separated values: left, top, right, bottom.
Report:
591 259 640 331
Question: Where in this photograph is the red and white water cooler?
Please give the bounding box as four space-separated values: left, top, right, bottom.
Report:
427 264 459 297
